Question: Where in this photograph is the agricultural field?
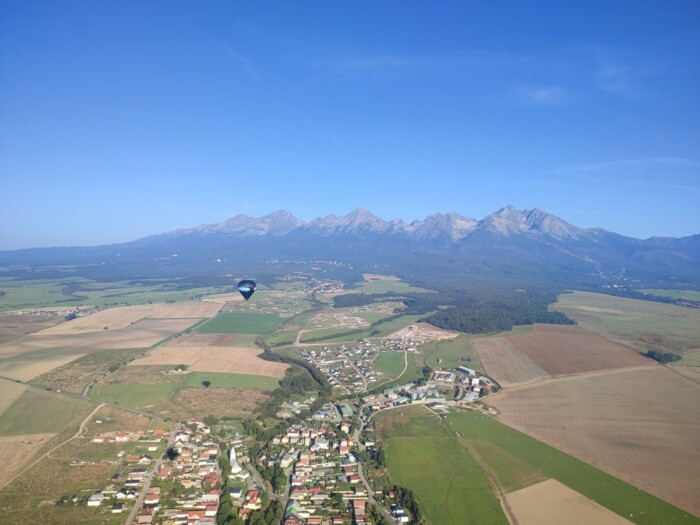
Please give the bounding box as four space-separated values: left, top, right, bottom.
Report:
0 387 96 494
194 312 280 334
0 380 28 416
0 276 230 312
504 324 652 376
31 348 146 394
504 479 634 525
638 289 700 302
0 404 169 525
219 288 313 318
129 345 288 377
0 317 198 381
376 406 508 525
486 366 700 517
0 310 66 344
448 411 698 525
553 291 700 358
474 337 549 386
181 371 280 390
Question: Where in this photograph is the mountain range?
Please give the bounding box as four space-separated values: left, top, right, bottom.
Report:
2 206 699 290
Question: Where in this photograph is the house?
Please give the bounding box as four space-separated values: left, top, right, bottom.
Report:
229 487 243 499
87 493 103 506
243 490 262 510
112 503 125 513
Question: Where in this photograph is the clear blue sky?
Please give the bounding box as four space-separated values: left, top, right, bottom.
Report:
1 1 699 249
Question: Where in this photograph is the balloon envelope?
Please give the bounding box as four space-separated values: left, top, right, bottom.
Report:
237 280 256 301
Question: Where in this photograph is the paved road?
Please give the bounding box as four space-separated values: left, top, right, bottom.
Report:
125 428 177 525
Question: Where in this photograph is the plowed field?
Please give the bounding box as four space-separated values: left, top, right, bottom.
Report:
506 324 651 376
474 337 549 386
487 366 700 516
0 318 197 380
129 346 288 377
504 479 633 525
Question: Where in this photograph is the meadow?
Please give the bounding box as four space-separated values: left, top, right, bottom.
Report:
377 406 508 525
553 291 700 357
638 289 700 301
0 389 94 436
0 276 229 312
194 312 280 334
447 411 699 525
373 351 406 377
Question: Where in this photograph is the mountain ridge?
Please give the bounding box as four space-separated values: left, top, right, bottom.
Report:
151 205 645 243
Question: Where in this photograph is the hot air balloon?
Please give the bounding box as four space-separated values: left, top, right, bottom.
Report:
237 280 256 301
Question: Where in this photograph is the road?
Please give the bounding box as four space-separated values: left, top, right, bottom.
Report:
352 424 397 525
124 428 177 525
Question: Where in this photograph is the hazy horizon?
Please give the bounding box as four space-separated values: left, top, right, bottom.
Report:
2 2 699 249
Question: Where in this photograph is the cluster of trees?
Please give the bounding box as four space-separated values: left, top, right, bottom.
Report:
644 349 682 363
334 289 575 334
260 464 286 493
425 302 573 333
391 485 424 524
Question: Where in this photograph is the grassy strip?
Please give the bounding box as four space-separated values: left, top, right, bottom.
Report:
447 411 699 525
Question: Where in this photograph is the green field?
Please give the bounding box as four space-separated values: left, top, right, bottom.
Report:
348 280 434 294
0 277 229 312
90 382 180 408
639 289 700 302
355 312 391 323
553 291 700 357
447 411 699 525
373 352 406 377
0 389 95 436
194 312 281 334
377 407 508 525
300 327 366 343
182 371 279 390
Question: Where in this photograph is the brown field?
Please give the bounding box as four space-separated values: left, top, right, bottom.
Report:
504 479 633 525
173 387 269 418
487 366 700 516
164 332 237 347
202 293 244 304
0 433 56 487
129 346 288 377
39 305 161 334
0 318 197 381
149 301 222 319
506 324 651 376
474 337 550 387
0 312 65 344
670 365 700 384
37 302 218 336
0 381 28 417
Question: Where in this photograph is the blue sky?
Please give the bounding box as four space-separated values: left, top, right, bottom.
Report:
1 1 699 249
